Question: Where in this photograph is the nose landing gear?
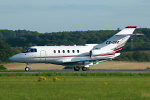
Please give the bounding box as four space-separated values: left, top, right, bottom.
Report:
25 63 30 71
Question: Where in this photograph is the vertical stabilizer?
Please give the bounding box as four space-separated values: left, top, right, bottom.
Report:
94 26 137 51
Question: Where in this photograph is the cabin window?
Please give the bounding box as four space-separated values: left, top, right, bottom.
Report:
54 50 56 53
22 48 37 53
58 50 60 53
31 49 37 52
63 50 65 53
72 50 75 53
77 50 79 53
67 50 70 53
22 48 30 53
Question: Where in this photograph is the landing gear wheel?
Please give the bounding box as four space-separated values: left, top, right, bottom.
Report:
25 67 30 71
82 67 87 71
74 66 80 71
25 63 30 71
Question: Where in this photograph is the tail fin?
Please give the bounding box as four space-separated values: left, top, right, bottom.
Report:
94 26 137 51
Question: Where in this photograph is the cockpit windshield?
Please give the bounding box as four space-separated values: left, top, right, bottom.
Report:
22 48 37 53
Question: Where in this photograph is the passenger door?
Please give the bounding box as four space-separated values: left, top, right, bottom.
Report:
40 50 46 62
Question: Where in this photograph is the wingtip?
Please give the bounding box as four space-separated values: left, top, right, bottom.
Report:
126 26 137 28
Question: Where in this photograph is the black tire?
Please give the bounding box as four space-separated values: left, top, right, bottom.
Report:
74 66 80 71
25 67 30 71
82 67 87 71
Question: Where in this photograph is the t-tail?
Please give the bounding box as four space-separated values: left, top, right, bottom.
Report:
94 26 137 52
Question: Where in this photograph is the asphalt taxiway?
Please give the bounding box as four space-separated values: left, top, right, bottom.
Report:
0 70 150 73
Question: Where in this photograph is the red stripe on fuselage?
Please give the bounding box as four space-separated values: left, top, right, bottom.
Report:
114 46 124 51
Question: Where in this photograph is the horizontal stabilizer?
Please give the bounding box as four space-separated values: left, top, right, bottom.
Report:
116 33 144 36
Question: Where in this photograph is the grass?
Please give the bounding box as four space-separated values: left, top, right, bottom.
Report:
3 61 150 70
1 72 150 77
0 73 150 100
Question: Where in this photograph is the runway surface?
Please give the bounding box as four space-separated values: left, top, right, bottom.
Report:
1 70 150 73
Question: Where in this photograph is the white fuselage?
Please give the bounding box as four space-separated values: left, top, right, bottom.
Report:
9 45 118 66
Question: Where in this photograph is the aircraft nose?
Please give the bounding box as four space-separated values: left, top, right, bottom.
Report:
9 55 19 62
9 56 15 61
9 57 13 61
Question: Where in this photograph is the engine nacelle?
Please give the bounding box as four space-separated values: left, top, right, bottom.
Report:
90 49 114 57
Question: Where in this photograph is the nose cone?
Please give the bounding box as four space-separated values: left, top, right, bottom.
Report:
9 53 28 63
9 54 20 62
9 56 13 61
9 55 17 61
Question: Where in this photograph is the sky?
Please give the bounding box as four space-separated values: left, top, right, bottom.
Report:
0 0 150 33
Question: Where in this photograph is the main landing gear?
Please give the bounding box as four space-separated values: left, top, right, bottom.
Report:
25 63 30 71
74 66 80 71
82 67 87 71
74 66 88 71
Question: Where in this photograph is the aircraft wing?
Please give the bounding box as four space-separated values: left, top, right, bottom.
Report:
62 52 120 66
62 58 109 66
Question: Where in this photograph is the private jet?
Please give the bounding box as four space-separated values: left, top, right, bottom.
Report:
9 26 137 71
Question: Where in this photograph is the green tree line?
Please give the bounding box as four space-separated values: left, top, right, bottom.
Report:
0 42 15 63
0 28 150 63
115 51 150 62
0 28 150 51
